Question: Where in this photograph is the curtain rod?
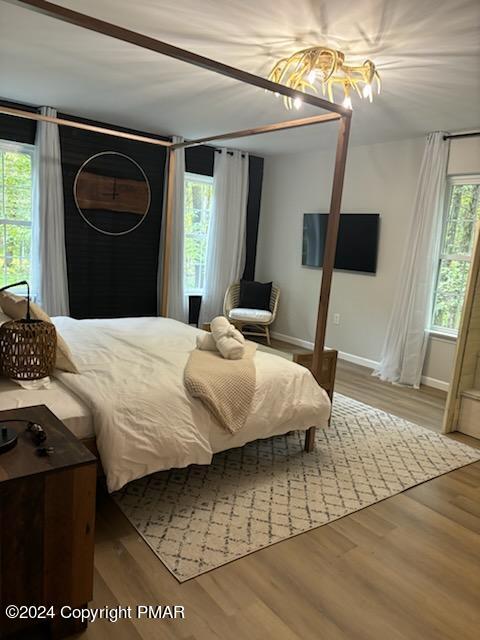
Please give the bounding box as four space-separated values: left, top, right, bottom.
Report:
443 131 480 141
214 149 246 157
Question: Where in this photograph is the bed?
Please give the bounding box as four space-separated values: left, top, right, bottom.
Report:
0 377 93 439
0 316 331 492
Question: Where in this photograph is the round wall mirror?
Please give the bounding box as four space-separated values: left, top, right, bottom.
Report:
74 151 151 236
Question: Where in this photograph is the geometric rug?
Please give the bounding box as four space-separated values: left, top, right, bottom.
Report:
113 393 480 582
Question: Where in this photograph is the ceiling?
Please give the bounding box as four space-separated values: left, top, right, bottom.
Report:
0 0 479 155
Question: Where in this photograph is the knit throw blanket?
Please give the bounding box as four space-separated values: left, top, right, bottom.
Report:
184 342 257 433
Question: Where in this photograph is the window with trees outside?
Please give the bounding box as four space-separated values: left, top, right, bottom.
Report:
431 176 480 335
0 140 35 295
184 172 214 294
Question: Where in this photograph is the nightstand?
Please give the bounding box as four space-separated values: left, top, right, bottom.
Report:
0 404 97 639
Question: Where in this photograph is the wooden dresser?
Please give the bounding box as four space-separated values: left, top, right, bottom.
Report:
0 404 97 639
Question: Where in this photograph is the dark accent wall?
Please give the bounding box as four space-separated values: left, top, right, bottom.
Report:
59 121 167 319
185 146 264 280
185 145 214 176
244 155 264 280
60 122 166 318
0 99 36 144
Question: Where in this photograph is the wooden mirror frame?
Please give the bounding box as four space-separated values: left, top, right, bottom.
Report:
73 151 151 237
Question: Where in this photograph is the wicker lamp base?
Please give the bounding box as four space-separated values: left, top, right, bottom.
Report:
0 319 57 380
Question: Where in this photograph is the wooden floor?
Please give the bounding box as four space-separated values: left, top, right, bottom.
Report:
335 359 447 433
78 360 480 640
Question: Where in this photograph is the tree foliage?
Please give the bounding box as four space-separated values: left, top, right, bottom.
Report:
184 177 213 293
0 149 33 288
432 183 480 331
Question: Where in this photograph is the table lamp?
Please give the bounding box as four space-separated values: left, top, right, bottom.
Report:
0 280 56 380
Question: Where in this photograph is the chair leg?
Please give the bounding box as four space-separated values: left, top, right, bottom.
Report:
304 427 316 452
265 325 271 346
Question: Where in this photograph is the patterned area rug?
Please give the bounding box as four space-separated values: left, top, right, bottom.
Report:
114 394 480 582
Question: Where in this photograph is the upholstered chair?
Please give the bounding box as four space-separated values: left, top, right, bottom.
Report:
223 282 280 345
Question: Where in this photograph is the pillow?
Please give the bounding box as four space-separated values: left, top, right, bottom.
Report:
0 310 11 326
0 292 78 373
238 280 272 311
0 291 29 321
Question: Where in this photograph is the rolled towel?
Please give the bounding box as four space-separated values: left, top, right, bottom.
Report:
210 315 231 336
210 316 245 343
230 325 245 344
196 333 218 351
210 316 246 359
216 335 245 360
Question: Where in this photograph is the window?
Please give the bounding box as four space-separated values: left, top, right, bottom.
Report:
184 172 214 294
431 176 480 335
0 140 35 293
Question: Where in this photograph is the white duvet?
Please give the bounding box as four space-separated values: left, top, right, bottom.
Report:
53 317 331 492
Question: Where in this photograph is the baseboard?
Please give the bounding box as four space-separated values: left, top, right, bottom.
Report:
271 331 314 351
336 350 380 370
419 376 450 392
271 331 450 392
271 331 380 369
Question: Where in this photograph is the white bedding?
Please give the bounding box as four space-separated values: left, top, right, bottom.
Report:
0 377 93 439
53 316 331 492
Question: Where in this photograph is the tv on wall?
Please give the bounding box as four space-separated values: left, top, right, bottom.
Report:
302 213 380 274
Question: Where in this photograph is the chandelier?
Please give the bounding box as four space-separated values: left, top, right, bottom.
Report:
268 45 381 110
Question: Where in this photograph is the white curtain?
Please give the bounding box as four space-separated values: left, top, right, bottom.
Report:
374 131 450 387
157 136 187 322
200 149 249 325
32 107 69 316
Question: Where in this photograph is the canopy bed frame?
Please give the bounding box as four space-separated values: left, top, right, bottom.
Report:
2 0 352 451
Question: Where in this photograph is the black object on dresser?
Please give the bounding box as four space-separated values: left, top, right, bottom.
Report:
0 425 18 454
0 405 97 639
188 295 202 327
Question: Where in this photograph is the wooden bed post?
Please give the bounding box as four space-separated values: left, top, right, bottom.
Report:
160 147 176 317
306 115 351 452
311 115 351 380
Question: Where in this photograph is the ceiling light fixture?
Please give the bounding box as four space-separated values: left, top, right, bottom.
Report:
268 45 381 110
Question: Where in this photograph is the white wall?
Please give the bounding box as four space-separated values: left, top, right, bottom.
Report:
256 135 480 388
448 136 480 175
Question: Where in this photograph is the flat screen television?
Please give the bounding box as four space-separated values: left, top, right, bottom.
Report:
302 213 380 273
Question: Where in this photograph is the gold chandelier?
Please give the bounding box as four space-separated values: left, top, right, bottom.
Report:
268 45 381 110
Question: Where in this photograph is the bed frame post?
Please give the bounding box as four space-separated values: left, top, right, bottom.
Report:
311 115 351 384
305 116 350 453
304 427 316 452
160 147 176 317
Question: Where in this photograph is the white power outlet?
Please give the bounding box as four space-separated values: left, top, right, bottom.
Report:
333 313 340 325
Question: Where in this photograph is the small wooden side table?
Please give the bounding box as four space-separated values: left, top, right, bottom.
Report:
0 404 97 639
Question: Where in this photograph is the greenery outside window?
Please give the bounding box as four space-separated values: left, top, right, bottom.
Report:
184 172 214 295
431 176 480 336
0 140 35 296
